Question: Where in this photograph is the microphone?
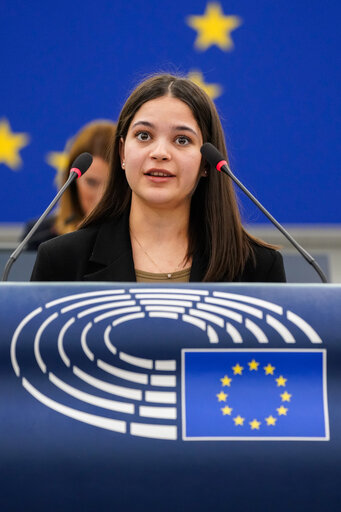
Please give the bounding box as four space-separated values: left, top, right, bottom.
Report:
200 143 328 283
1 152 93 282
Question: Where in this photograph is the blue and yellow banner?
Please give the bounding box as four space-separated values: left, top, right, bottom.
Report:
1 1 340 224
183 349 328 439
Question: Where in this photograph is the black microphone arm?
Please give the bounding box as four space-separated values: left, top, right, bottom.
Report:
200 143 328 284
1 152 93 282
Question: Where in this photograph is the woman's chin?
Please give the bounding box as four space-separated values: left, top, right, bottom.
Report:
134 190 190 210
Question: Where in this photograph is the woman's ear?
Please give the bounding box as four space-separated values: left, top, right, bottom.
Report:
119 137 125 169
199 156 209 178
200 164 209 178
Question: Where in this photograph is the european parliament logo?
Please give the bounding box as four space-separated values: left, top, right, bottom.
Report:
182 349 328 440
10 287 330 441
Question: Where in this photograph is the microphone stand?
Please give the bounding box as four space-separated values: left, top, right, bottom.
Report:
221 164 328 283
1 173 77 282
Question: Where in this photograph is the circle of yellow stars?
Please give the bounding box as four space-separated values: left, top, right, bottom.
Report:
1 3 244 175
216 359 292 431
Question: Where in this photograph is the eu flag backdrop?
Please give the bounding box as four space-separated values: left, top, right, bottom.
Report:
1 1 340 224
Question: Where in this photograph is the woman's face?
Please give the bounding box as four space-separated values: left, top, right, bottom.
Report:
120 95 204 211
76 156 110 216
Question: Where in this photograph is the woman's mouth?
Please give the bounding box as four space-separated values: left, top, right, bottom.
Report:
144 169 175 180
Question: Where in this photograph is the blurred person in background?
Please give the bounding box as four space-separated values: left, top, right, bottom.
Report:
21 120 116 250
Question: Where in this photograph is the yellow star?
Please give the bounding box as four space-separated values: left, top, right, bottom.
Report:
249 419 261 430
232 363 243 375
216 391 228 402
276 375 287 387
280 391 292 402
46 150 69 175
220 375 232 387
187 2 243 51
0 118 30 170
264 363 275 375
187 70 222 100
265 415 277 426
277 406 288 416
233 415 245 426
248 359 259 371
221 405 233 415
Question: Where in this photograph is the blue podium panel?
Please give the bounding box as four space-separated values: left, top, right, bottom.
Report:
0 283 340 511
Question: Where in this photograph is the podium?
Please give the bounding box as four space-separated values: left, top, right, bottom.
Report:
1 282 340 511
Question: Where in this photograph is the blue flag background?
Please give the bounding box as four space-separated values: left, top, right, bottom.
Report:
183 349 328 439
1 1 340 224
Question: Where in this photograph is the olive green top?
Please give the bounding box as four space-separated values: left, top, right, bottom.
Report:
135 267 191 282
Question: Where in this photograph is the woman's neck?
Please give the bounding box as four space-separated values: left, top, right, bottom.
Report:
129 197 189 242
129 197 191 273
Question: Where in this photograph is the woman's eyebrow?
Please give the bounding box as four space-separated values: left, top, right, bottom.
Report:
131 120 198 137
174 125 198 137
131 120 153 129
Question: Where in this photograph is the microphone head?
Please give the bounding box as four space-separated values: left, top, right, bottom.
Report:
70 152 93 178
200 143 225 169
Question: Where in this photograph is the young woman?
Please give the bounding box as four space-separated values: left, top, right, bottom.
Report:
31 74 286 282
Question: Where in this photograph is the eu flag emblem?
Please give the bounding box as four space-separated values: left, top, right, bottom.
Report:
182 349 329 440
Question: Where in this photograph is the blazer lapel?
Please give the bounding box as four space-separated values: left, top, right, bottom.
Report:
82 211 208 283
82 212 136 282
190 249 207 282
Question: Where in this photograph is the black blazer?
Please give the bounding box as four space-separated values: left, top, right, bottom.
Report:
30 213 286 283
21 216 58 251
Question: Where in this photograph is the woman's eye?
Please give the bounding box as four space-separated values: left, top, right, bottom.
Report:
176 136 190 145
136 131 150 141
85 178 99 188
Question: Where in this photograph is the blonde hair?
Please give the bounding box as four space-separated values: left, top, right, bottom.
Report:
54 120 116 234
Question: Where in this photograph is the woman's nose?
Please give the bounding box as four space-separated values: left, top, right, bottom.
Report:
149 140 171 160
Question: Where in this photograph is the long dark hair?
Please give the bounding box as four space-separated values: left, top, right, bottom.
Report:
81 74 271 281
